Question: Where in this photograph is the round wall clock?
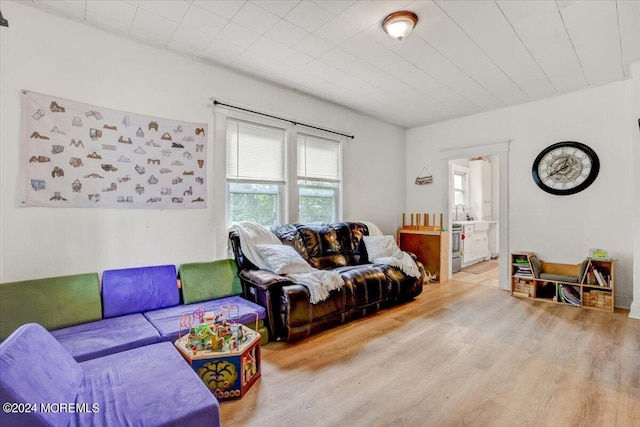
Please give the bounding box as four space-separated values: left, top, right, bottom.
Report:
532 141 599 195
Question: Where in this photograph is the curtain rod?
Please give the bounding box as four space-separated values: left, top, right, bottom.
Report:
212 99 354 140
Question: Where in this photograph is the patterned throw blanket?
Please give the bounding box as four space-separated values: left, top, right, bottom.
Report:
229 222 344 304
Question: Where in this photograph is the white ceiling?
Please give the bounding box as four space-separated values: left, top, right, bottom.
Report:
22 0 640 128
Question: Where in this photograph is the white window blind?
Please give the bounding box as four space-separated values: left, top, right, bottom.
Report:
226 119 285 183
297 134 340 182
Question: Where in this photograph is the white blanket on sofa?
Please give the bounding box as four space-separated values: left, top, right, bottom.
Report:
229 221 280 271
362 235 421 278
228 222 344 304
287 271 344 304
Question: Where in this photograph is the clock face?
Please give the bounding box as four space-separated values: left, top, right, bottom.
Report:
532 141 599 195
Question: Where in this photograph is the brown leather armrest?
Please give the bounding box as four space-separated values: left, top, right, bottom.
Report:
404 251 427 284
239 269 294 290
238 269 294 340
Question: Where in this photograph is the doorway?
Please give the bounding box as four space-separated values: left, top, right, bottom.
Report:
440 142 510 290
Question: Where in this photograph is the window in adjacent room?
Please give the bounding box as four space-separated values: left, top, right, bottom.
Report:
451 163 469 217
226 118 285 226
453 171 466 206
297 133 341 223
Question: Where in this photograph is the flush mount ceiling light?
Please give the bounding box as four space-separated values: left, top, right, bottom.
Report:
382 11 418 41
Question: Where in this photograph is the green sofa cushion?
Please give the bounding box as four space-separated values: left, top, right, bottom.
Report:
179 259 242 304
0 273 102 340
254 321 268 346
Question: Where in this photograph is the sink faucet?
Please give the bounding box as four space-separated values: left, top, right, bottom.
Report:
454 204 465 221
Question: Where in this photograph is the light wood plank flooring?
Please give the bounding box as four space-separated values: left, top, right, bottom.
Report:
221 281 640 427
452 259 500 287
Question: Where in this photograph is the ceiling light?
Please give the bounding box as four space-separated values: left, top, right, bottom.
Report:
382 11 417 41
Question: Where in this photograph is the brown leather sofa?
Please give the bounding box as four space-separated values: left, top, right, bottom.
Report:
229 222 425 342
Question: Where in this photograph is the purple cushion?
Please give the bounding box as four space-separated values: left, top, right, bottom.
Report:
102 265 179 318
72 342 220 427
144 296 266 342
0 323 83 427
51 314 162 362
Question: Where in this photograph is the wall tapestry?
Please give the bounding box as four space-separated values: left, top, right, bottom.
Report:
21 90 207 209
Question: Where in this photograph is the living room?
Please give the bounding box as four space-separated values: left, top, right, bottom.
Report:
1 1 639 426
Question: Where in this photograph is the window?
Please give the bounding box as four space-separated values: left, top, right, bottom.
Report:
453 171 466 206
297 134 341 223
224 116 343 226
226 119 285 226
228 183 280 226
451 163 469 219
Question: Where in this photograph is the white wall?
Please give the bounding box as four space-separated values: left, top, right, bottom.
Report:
630 62 640 319
407 80 635 309
0 2 406 282
488 154 499 221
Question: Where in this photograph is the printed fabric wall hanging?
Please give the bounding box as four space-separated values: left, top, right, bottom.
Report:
21 90 207 209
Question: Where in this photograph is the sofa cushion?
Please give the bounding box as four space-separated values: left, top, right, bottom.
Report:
336 264 389 306
143 296 266 342
179 259 243 304
0 273 101 340
347 222 370 264
529 255 541 278
0 323 83 427
73 342 220 427
539 272 579 283
102 265 179 318
271 224 308 259
51 313 162 362
295 223 349 269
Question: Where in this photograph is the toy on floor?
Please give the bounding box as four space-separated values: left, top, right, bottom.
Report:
178 305 257 354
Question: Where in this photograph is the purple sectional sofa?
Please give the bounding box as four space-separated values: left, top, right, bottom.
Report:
0 323 220 427
1 261 266 361
0 259 269 426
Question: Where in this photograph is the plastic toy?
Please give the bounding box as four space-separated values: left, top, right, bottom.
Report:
178 306 257 354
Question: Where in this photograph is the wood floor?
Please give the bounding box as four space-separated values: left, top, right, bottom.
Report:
221 281 640 427
452 259 500 287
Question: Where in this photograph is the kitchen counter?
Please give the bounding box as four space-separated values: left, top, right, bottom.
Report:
452 220 498 225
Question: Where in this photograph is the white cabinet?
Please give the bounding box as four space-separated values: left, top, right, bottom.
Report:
471 221 489 261
469 160 491 221
462 224 474 264
462 222 489 264
470 231 489 261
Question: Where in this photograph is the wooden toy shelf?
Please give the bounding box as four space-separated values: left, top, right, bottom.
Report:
510 252 615 313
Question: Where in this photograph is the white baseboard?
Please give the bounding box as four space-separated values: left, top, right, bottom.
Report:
629 301 640 319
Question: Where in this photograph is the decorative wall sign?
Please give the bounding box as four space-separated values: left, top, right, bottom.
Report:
414 166 433 185
21 90 207 208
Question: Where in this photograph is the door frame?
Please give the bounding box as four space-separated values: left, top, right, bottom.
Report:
440 141 510 290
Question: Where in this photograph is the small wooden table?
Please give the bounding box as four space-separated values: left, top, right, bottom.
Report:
174 325 261 401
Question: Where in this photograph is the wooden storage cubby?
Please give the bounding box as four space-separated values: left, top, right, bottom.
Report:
397 229 449 282
510 252 615 313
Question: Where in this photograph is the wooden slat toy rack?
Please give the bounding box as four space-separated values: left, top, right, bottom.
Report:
402 213 444 231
